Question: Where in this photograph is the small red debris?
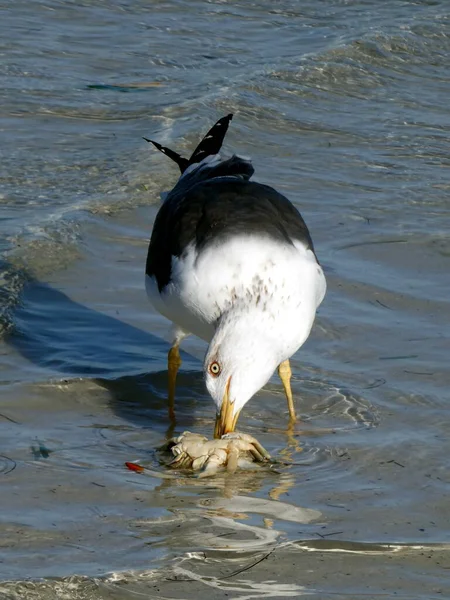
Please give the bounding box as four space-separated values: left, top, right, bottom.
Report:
125 462 145 473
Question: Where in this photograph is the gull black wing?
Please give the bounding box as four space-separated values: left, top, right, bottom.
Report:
144 114 233 174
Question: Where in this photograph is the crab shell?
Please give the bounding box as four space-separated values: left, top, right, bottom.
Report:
167 431 270 477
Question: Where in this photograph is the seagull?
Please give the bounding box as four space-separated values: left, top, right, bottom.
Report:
144 114 326 440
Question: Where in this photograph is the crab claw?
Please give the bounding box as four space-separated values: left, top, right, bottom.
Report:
196 450 228 478
221 432 271 462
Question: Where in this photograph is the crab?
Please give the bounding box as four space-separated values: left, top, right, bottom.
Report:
164 431 271 477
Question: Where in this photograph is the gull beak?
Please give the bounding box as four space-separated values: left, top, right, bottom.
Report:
214 376 241 439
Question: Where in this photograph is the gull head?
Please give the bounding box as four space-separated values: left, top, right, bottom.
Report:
204 312 282 438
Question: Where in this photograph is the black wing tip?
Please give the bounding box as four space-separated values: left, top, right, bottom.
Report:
186 113 234 168
144 114 235 173
143 137 189 173
142 137 160 149
212 113 233 129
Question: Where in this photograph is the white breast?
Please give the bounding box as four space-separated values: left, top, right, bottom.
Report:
146 234 326 350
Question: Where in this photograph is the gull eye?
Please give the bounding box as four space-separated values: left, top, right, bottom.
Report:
209 361 221 376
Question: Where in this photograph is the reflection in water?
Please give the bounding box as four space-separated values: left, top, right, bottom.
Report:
292 377 379 430
199 497 320 525
170 564 308 599
292 539 450 555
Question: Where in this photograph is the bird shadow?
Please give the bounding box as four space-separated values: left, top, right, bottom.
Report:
5 277 214 434
3 274 309 504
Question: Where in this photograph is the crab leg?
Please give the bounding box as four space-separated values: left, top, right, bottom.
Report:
226 445 240 474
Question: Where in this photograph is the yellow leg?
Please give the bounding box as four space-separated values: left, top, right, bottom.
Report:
168 345 181 422
278 359 296 423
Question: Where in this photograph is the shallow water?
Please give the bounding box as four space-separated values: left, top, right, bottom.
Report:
1 0 450 598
